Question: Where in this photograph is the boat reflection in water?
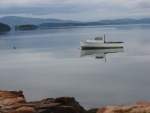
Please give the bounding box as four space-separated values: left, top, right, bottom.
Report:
80 48 124 60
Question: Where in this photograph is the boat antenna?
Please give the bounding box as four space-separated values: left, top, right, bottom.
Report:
104 34 106 43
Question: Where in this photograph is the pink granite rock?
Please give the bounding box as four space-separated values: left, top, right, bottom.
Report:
8 106 36 113
0 90 86 113
97 102 150 113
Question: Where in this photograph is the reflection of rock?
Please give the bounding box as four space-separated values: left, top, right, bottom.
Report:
0 90 85 113
96 102 150 113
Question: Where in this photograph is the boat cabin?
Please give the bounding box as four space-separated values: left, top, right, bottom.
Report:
95 36 103 40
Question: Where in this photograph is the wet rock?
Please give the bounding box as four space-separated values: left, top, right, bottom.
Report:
37 109 50 113
54 97 86 113
36 103 61 109
30 96 86 113
56 106 76 113
86 108 99 113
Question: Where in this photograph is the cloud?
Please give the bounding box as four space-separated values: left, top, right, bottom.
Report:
136 0 150 8
0 0 150 21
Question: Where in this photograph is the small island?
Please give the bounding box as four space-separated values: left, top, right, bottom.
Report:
15 25 38 31
0 23 11 32
39 23 87 28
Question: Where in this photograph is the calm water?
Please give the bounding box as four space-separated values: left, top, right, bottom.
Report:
0 25 150 109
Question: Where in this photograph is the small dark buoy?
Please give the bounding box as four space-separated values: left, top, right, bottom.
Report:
104 34 106 43
14 46 15 49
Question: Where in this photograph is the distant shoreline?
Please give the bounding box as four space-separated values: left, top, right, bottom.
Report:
1 22 150 33
0 16 150 28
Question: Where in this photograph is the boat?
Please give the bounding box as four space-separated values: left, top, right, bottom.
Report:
80 35 124 49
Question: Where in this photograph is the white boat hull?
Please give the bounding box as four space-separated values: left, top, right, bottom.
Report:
80 40 124 49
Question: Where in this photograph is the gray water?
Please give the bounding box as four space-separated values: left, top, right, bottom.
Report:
0 25 150 109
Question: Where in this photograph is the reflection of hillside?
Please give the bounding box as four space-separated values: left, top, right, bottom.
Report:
80 48 124 59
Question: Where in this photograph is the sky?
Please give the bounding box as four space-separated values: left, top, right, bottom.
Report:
0 0 150 21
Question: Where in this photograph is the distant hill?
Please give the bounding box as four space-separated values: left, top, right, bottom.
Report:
40 18 150 28
0 16 79 28
87 18 150 25
136 18 150 24
0 16 150 28
0 23 11 32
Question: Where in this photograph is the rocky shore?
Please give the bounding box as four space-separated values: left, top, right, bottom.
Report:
0 90 86 113
1 90 150 113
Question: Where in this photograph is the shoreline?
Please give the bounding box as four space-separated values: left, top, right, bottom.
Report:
0 89 98 113
1 89 150 113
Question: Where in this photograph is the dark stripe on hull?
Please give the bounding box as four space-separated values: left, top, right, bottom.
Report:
81 46 123 50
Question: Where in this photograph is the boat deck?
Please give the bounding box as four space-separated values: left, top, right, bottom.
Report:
105 42 123 43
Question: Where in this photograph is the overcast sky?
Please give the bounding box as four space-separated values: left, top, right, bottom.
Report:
0 0 150 21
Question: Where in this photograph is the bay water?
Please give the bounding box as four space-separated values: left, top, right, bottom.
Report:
0 24 150 109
